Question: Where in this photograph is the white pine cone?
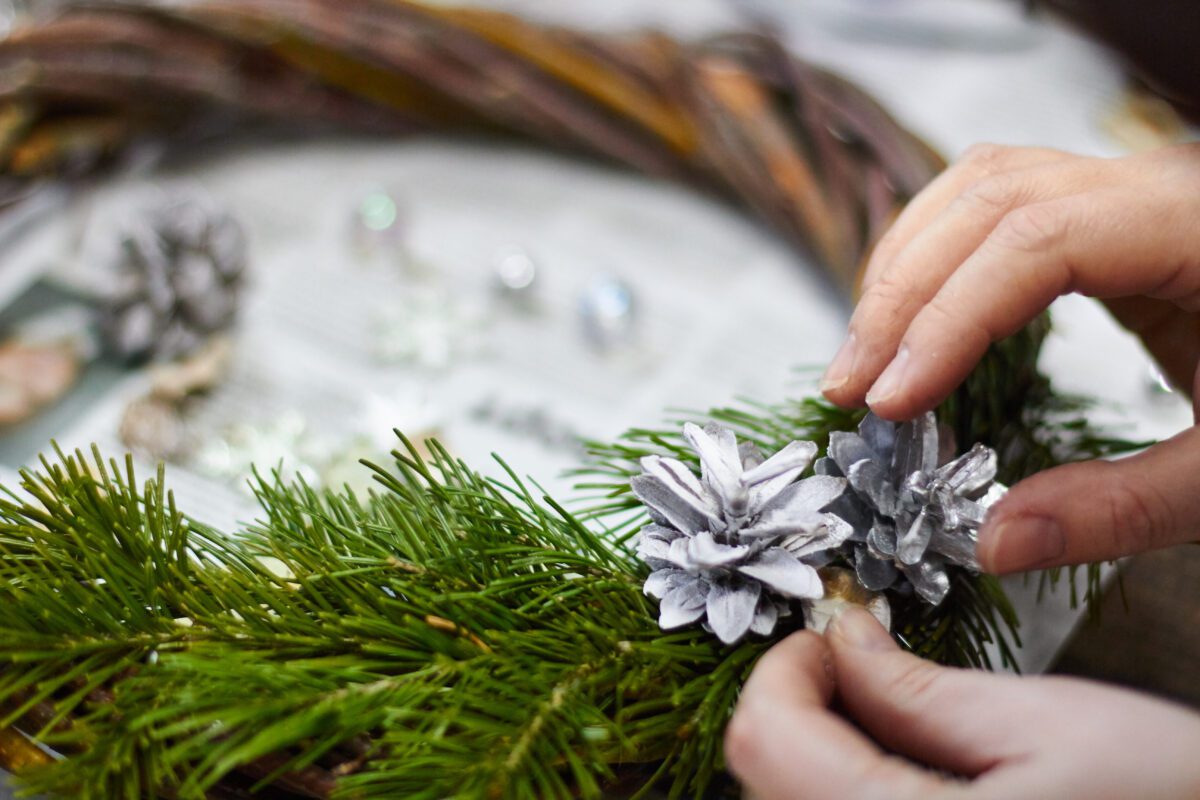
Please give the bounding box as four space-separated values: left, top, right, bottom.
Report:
632 423 853 644
99 196 246 363
816 412 1004 604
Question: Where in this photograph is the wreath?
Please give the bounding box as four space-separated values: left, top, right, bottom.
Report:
0 2 1133 798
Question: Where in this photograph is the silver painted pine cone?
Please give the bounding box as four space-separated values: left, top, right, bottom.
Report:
632 423 853 644
99 195 247 363
816 412 1004 605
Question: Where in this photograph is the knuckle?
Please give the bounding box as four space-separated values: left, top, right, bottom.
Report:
991 203 1067 253
862 270 919 315
852 274 920 339
1104 470 1176 554
880 660 944 715
919 293 991 349
959 142 1010 174
869 227 905 268
956 175 1022 215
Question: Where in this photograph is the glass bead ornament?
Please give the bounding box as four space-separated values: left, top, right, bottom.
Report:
578 274 637 351
801 566 891 634
491 244 539 305
350 189 408 265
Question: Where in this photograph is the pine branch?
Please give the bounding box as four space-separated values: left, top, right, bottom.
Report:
0 319 1150 798
576 322 1145 671
0 438 754 798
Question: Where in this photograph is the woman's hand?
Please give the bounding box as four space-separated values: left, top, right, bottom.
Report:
819 142 1200 574
725 608 1200 800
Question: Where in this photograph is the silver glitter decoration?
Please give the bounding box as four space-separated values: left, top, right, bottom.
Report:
192 410 326 491
371 289 482 369
816 412 1004 605
579 275 636 350
99 195 246 363
633 423 853 644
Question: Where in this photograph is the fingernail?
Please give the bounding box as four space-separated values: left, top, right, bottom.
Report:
866 346 910 407
820 333 857 394
829 606 893 651
980 515 1065 573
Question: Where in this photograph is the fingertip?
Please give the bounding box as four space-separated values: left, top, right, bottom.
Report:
864 386 934 423
825 611 1020 778
730 627 939 800
821 383 868 409
825 609 911 711
863 346 944 421
828 606 896 653
727 631 839 790
820 333 869 407
864 339 984 422
750 630 835 703
975 517 1003 573
978 490 1053 572
976 514 1066 574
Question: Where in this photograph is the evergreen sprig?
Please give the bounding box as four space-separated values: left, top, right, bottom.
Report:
0 326 1144 798
576 321 1145 672
0 439 752 798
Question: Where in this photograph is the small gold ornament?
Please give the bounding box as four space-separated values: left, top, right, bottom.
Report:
802 567 892 634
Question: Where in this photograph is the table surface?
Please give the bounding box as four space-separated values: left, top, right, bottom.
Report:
1054 546 1200 709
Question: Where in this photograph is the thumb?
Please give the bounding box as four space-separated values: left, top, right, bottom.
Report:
827 607 1035 778
725 631 946 800
976 425 1200 574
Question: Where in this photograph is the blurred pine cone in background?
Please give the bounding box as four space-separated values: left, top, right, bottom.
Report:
99 196 246 363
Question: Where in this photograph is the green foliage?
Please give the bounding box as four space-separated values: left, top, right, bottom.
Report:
0 324 1144 798
0 440 755 798
577 321 1144 673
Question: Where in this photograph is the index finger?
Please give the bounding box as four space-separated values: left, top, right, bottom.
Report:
859 144 1071 294
725 631 943 800
866 181 1200 420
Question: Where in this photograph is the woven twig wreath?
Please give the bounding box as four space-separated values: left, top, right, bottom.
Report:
0 0 943 293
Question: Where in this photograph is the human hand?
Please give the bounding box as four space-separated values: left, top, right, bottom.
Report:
817 142 1200 573
725 607 1200 800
